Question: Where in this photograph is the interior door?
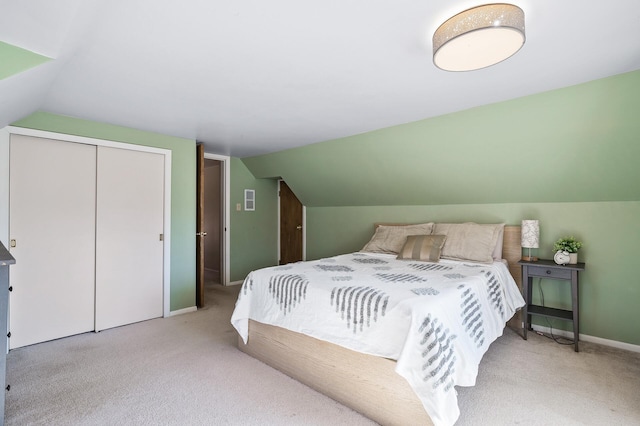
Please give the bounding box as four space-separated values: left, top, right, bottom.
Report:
9 135 96 349
196 144 205 307
95 146 164 331
279 181 303 265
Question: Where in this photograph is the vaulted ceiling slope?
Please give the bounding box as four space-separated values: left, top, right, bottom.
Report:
1 1 640 158
243 71 640 207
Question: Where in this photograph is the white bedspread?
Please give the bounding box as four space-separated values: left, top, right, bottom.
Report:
231 252 525 426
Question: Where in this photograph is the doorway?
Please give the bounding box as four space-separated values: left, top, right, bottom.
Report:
279 180 305 265
196 146 230 308
203 158 222 283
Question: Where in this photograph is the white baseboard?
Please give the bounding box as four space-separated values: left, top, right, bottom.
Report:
531 324 640 353
229 280 244 286
169 306 197 316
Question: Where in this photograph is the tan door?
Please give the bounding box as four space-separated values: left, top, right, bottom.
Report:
9 135 97 348
196 144 205 307
95 146 165 331
279 181 303 265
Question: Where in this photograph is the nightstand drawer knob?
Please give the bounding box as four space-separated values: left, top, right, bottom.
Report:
546 270 551 275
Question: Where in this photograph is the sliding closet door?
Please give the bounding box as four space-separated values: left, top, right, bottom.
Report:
9 135 96 349
95 146 164 331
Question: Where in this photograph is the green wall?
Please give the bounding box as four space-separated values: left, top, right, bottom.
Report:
306 202 639 346
10 112 197 311
5 70 639 346
240 71 640 347
229 158 278 282
243 70 640 207
7 113 281 305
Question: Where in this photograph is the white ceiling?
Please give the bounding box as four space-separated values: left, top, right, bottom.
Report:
2 0 640 157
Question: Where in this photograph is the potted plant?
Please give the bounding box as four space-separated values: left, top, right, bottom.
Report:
553 236 582 264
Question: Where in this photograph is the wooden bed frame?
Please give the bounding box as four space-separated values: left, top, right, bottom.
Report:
238 225 523 426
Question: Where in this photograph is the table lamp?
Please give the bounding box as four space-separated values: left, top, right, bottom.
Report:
521 219 539 261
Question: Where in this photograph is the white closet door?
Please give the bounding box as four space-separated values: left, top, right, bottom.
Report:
9 135 96 349
95 146 164 331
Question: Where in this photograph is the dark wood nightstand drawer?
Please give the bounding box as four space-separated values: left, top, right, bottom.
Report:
526 265 572 280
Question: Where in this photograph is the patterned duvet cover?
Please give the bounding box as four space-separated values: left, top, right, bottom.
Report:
231 252 524 426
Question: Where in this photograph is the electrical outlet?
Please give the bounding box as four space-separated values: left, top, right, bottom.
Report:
236 203 242 211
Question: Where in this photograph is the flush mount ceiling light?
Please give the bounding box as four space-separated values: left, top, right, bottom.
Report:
433 3 525 71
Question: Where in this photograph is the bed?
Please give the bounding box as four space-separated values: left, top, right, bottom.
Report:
231 223 524 426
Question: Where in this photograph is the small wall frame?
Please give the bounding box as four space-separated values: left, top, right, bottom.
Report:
244 189 255 211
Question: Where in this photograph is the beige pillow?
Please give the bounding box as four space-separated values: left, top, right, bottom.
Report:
397 235 447 262
361 223 434 254
433 222 504 263
492 224 505 260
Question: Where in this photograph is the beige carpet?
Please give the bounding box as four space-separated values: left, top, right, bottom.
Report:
5 283 640 425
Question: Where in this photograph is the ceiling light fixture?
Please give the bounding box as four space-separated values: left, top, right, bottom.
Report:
433 3 525 72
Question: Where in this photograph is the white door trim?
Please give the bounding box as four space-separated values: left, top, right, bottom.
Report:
204 152 230 286
0 127 11 248
1 126 173 317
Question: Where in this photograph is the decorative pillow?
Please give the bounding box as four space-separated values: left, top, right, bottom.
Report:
492 224 505 260
396 235 447 262
361 223 434 254
433 222 505 263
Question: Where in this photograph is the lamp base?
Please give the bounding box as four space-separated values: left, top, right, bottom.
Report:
521 256 538 262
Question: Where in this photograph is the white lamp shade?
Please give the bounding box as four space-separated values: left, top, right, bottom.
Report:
521 220 539 249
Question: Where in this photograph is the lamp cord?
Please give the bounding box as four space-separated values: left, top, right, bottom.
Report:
536 278 574 346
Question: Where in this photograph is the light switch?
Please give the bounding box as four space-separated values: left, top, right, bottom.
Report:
236 203 242 211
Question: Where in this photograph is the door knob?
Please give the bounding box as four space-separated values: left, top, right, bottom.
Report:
296 225 302 230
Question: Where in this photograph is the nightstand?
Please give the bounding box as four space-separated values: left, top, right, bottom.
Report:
518 259 585 352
